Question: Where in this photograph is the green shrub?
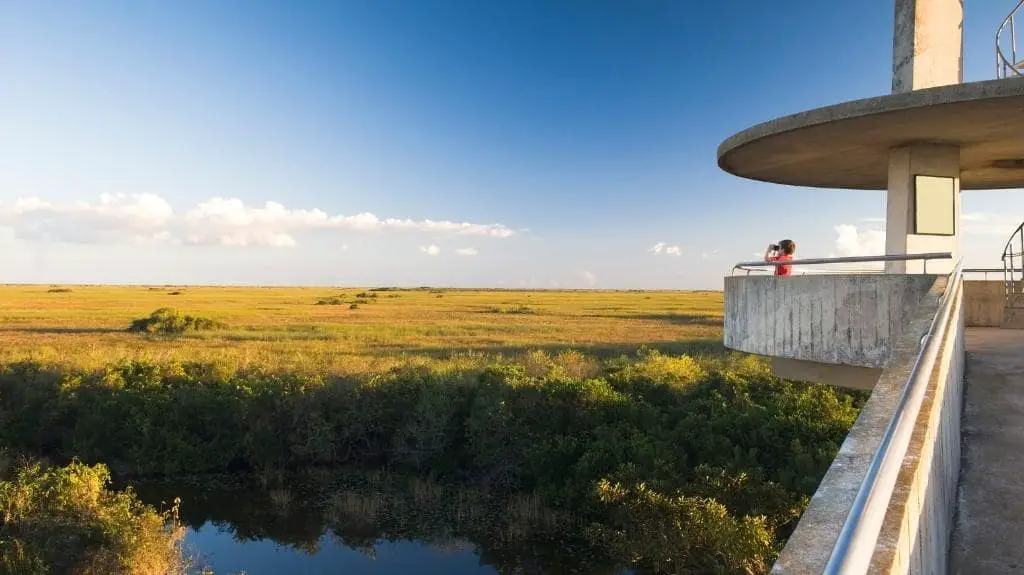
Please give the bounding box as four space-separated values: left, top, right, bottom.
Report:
590 478 775 574
128 308 226 335
486 304 537 315
0 459 186 574
46 287 72 293
316 297 345 305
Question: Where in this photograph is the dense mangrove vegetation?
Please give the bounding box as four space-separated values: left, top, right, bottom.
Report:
0 454 186 573
0 349 866 573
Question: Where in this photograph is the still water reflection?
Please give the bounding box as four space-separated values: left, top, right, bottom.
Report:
186 525 495 574
126 469 628 575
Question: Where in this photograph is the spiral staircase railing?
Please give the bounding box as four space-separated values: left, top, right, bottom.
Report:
1003 222 1024 308
997 0 1024 78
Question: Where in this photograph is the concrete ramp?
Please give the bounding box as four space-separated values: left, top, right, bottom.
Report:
949 328 1024 574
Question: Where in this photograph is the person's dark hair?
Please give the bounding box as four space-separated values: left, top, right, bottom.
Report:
779 239 796 255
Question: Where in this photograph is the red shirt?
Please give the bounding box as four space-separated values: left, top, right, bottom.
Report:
769 254 792 276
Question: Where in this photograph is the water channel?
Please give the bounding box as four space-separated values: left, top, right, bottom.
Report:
124 469 631 574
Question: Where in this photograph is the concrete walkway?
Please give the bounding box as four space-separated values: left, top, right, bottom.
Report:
949 328 1024 574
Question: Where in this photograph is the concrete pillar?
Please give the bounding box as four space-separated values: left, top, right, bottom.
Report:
885 145 961 274
892 0 963 93
886 0 963 274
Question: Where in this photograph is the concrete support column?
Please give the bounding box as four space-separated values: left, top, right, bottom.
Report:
892 0 963 93
885 144 961 274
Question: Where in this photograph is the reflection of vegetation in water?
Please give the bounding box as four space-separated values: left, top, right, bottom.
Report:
131 469 620 574
1 349 866 573
0 453 186 574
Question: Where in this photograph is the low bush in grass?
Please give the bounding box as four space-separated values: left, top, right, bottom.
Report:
0 351 864 572
486 304 537 315
46 287 72 293
316 296 345 305
0 456 186 574
128 308 226 335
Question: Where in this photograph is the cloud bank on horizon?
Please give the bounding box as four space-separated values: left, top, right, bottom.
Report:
0 193 517 248
0 191 1019 287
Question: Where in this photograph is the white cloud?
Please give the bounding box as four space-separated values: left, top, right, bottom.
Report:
581 270 597 286
834 224 885 257
455 247 478 256
961 212 1024 236
836 213 1023 241
419 244 440 256
649 242 681 256
0 194 517 247
701 250 719 259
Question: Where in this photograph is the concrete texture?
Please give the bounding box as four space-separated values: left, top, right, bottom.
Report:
724 274 943 369
1003 307 1024 329
891 0 962 93
716 77 1024 190
771 273 952 573
870 284 964 574
885 144 960 274
771 357 882 390
949 328 1024 574
964 281 1003 327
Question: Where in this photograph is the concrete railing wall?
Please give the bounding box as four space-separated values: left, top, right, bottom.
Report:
724 275 943 368
869 277 964 573
771 276 965 574
963 280 1002 327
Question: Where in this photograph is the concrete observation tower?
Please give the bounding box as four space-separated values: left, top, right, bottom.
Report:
721 0 1024 274
719 1 1024 573
722 0 1024 389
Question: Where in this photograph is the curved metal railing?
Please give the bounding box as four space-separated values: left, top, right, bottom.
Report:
997 0 1024 78
824 258 964 573
1003 221 1024 308
731 252 953 275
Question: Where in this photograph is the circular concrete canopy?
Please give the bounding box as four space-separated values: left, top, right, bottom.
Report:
717 78 1024 190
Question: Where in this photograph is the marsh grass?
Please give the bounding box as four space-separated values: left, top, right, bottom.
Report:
0 285 723 375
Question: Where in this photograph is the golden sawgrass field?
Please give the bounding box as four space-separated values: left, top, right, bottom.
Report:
0 285 724 375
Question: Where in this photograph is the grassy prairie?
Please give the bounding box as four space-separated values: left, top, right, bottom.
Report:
0 285 723 373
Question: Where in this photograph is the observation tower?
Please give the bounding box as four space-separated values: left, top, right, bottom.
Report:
719 1 1024 573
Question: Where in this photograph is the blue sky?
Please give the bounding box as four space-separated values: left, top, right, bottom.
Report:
2 0 1022 288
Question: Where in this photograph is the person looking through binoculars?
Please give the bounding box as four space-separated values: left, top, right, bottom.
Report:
764 239 796 276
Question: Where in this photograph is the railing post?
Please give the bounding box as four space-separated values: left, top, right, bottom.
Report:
1013 15 1018 66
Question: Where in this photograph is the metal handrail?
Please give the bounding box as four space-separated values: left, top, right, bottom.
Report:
997 0 1024 78
824 259 964 573
965 267 1023 280
1002 222 1024 308
731 252 953 275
